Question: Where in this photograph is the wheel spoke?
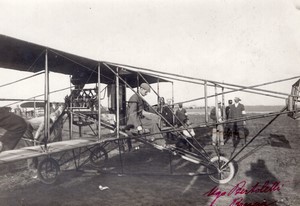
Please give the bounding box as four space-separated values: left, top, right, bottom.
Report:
37 158 60 184
207 156 235 184
89 146 108 169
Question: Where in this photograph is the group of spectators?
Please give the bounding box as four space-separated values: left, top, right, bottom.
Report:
126 83 247 148
210 97 246 146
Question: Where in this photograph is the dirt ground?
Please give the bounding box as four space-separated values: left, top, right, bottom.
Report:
0 114 299 206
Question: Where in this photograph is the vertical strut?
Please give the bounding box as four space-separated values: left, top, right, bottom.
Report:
44 49 50 149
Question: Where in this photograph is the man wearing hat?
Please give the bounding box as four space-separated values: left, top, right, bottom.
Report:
228 97 246 146
127 83 166 147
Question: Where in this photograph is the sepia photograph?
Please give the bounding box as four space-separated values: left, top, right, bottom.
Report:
0 0 299 205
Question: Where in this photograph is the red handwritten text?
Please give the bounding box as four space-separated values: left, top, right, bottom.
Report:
229 197 277 206
204 180 283 206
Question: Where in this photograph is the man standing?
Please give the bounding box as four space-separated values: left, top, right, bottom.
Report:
127 83 166 147
225 99 233 120
175 103 187 127
225 99 233 138
159 97 174 126
229 97 246 146
210 102 224 146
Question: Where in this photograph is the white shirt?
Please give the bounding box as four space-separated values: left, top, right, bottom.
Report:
218 108 222 122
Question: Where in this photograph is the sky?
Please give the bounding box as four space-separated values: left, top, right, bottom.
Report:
0 0 300 107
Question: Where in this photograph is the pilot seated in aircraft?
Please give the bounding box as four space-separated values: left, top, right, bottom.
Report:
127 83 167 148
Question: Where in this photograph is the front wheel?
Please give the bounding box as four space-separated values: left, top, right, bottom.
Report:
207 156 235 184
37 157 60 184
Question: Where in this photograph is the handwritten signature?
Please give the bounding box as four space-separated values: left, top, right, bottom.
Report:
204 180 283 206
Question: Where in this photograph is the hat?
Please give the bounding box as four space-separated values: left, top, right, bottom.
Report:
234 97 241 101
218 101 222 104
140 83 151 93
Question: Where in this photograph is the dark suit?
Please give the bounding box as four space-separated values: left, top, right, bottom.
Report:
229 103 245 140
127 94 164 145
175 108 187 127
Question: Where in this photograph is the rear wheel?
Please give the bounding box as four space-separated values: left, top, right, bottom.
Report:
207 156 235 184
89 146 108 169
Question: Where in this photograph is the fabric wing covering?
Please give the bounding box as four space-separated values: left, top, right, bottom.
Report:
0 34 170 87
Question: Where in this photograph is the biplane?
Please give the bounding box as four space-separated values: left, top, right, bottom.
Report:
0 34 299 185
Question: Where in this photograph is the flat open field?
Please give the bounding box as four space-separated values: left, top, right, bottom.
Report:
0 112 299 206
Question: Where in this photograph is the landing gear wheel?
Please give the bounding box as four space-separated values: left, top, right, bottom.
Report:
207 156 235 184
89 146 108 169
37 157 60 184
